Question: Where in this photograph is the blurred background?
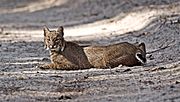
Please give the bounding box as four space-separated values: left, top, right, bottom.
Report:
0 0 180 37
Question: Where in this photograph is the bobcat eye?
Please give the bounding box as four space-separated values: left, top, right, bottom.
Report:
47 39 50 41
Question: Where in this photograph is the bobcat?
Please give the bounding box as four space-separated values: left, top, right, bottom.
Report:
39 26 146 70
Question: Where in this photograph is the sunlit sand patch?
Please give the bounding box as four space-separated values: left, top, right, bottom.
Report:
0 0 69 14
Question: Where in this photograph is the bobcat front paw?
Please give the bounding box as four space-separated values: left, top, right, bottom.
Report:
37 64 51 69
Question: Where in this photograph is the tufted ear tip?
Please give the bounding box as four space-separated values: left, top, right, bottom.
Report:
57 26 64 32
43 25 49 31
43 26 50 36
57 26 64 37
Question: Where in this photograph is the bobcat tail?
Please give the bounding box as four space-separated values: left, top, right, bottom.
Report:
135 52 146 64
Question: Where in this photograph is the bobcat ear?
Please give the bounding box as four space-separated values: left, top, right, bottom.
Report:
138 43 146 53
57 26 64 36
43 26 50 36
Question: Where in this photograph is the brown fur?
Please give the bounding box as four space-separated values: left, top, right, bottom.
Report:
39 26 146 70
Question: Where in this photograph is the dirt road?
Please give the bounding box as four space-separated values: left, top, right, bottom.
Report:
0 0 180 101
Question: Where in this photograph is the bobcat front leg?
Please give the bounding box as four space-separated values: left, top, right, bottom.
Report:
39 63 58 69
39 63 79 70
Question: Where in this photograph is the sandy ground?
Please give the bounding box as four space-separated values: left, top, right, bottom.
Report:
0 0 180 102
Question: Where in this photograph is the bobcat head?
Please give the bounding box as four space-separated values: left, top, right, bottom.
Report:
43 26 65 52
135 43 146 64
